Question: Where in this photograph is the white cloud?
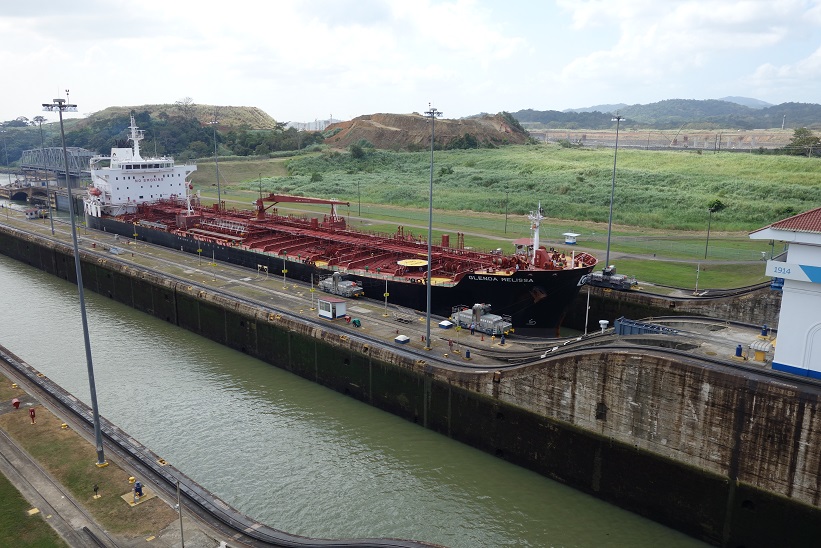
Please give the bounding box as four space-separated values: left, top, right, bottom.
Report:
0 1 820 123
551 0 820 105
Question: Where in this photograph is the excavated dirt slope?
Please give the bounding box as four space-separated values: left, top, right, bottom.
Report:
323 112 529 150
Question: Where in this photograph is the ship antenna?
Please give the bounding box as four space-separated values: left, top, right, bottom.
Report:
528 202 544 266
128 112 144 160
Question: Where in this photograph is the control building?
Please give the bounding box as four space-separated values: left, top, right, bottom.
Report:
750 207 821 378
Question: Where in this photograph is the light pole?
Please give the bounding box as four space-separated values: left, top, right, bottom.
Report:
604 115 623 269
35 116 55 234
210 108 221 211
504 189 509 233
0 127 8 184
357 179 361 217
0 127 7 167
424 105 442 350
43 93 106 467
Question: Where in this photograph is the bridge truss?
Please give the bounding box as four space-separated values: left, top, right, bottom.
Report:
20 147 94 177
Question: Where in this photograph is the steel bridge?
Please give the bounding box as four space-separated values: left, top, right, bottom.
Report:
20 147 94 178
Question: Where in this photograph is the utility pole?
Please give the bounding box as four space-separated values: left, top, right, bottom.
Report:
43 92 107 467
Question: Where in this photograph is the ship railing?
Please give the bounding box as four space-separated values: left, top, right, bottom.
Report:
200 217 248 235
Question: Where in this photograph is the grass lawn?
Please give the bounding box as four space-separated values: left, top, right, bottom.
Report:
0 382 179 538
617 259 770 289
184 143 802 288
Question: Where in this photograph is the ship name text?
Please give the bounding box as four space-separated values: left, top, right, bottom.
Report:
468 275 534 283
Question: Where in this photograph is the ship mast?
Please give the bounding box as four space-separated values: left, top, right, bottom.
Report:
528 203 544 266
128 114 145 161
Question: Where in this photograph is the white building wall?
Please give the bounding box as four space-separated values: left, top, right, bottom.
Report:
766 240 821 378
773 278 821 377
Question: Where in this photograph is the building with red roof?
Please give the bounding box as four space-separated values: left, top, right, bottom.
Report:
750 206 821 378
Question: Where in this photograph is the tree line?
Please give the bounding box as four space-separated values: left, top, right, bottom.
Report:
0 110 324 167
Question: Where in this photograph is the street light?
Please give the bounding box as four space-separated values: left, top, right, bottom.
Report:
504 189 509 233
210 107 221 211
604 115 623 269
43 92 106 467
0 127 7 167
0 127 8 184
34 116 55 235
424 105 442 350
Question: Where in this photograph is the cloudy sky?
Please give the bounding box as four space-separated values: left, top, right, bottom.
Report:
2 0 820 124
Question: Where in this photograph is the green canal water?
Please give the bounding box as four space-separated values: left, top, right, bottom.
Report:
0 253 706 547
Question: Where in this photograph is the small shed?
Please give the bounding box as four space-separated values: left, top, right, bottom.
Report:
318 296 347 320
438 320 454 329
563 232 580 245
394 334 410 345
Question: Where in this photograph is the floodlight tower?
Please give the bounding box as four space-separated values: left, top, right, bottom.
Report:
424 105 442 350
605 114 624 270
211 107 221 210
42 91 107 468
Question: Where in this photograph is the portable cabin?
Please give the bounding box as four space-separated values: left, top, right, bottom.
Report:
318 296 347 320
563 232 580 245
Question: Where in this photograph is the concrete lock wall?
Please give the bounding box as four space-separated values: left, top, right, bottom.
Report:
1 224 819 547
565 286 783 332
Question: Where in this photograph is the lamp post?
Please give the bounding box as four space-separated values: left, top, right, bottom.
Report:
43 93 106 467
604 115 623 270
0 127 7 167
0 127 8 184
424 105 442 350
210 108 221 211
357 179 361 217
504 189 509 233
35 116 55 235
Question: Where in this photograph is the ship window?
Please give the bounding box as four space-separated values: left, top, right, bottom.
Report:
139 196 144 199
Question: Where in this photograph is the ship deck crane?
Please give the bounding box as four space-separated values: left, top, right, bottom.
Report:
254 194 350 223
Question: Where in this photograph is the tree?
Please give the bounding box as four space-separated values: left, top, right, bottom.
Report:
174 97 196 119
704 199 726 259
349 143 365 159
707 199 726 214
786 127 820 157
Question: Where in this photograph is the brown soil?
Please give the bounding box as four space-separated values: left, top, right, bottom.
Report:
323 112 530 150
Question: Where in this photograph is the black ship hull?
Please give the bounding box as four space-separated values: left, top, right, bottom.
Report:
87 215 592 333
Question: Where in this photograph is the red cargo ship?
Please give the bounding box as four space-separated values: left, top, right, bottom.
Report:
84 116 596 332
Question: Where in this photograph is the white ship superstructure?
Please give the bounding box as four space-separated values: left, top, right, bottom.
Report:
84 114 197 217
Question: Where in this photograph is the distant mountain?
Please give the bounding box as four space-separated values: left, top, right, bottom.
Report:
563 103 628 114
719 96 773 109
512 99 821 130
